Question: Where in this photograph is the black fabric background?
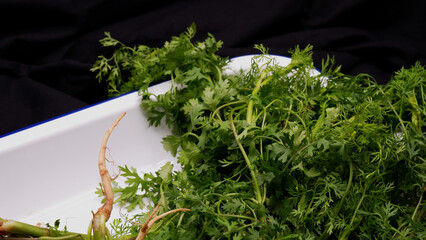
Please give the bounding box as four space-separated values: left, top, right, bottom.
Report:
1 0 425 136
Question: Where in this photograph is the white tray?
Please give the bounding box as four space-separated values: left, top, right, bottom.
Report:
0 55 292 233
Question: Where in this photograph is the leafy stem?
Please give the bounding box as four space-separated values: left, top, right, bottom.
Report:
319 160 354 240
350 182 369 227
377 86 409 139
246 69 268 124
229 109 263 204
337 160 354 214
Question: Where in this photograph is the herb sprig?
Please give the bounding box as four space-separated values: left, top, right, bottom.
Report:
92 24 425 239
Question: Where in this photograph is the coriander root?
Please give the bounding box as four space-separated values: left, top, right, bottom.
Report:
95 112 126 220
90 112 126 240
136 203 190 240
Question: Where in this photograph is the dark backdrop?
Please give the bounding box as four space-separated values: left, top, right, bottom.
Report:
1 0 425 136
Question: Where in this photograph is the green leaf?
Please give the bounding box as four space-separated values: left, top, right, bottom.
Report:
184 67 208 83
222 199 243 214
182 98 205 127
162 135 181 157
257 172 275 186
233 232 243 240
317 138 330 151
304 167 321 178
158 162 174 184
177 141 201 166
268 143 291 163
291 162 321 178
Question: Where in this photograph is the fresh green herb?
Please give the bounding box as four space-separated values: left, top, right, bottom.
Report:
2 24 424 240
91 24 425 239
91 23 226 100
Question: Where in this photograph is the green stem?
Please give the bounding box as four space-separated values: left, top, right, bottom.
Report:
92 214 110 240
215 213 257 222
177 212 186 228
350 183 368 227
407 94 422 131
0 220 50 237
86 222 92 240
411 185 424 221
230 110 263 204
284 141 315 172
247 70 268 124
319 160 354 240
0 219 87 240
246 100 255 124
282 108 308 132
377 86 409 139
211 100 246 121
160 183 168 211
246 56 302 124
40 233 85 240
254 99 282 124
336 160 354 214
